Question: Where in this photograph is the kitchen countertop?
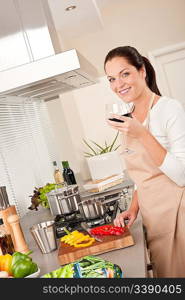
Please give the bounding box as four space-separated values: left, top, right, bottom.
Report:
20 207 147 278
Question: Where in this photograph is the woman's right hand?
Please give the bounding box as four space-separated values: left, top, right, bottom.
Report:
114 209 137 228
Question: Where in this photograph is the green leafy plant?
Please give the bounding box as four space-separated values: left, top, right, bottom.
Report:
28 183 63 210
83 131 120 158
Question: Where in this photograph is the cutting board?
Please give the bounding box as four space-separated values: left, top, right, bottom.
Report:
58 227 134 265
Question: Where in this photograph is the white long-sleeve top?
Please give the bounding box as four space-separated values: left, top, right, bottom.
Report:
148 96 185 187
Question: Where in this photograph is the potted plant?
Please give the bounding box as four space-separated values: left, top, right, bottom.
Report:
83 131 120 157
83 132 124 181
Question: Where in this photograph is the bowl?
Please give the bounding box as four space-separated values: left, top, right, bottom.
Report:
25 268 40 278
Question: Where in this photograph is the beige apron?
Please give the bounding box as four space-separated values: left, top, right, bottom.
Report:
123 95 185 277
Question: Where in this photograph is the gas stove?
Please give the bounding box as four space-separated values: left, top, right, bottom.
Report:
55 213 115 238
53 182 134 238
54 187 126 238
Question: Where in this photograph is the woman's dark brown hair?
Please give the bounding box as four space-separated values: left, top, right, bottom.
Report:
104 46 161 96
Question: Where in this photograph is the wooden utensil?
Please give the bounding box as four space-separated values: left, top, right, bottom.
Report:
7 214 30 253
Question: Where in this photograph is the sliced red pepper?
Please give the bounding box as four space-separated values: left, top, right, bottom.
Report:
90 225 126 236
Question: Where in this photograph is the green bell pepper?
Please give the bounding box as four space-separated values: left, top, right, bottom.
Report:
11 251 38 278
11 251 33 268
12 260 38 278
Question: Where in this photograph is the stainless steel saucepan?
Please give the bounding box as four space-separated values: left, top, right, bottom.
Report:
46 184 81 216
78 197 107 220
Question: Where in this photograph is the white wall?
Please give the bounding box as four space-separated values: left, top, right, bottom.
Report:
46 95 89 183
46 0 185 182
46 77 122 181
59 0 185 76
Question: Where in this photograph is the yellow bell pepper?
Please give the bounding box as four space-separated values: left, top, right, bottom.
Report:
68 235 90 246
61 230 81 242
66 233 84 243
74 237 95 248
0 254 13 275
0 255 3 267
61 228 95 248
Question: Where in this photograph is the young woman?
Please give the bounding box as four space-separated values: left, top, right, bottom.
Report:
104 46 185 278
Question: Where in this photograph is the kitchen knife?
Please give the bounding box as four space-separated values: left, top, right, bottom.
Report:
80 222 103 242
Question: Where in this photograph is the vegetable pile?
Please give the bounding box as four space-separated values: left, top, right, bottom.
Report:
43 255 123 278
61 228 95 248
0 251 38 278
90 224 126 236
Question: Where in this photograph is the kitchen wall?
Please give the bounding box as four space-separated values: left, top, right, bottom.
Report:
46 77 123 182
46 0 185 182
58 0 185 77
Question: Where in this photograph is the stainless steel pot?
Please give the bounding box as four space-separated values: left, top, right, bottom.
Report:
78 198 107 220
30 220 57 254
46 185 81 216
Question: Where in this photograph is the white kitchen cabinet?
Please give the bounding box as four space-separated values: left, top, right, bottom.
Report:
0 0 56 72
0 0 30 71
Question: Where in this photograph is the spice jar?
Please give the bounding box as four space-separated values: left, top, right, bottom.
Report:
0 218 15 255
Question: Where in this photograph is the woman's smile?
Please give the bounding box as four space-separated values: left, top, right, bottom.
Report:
118 87 131 96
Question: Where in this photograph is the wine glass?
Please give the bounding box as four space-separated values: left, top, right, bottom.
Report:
105 102 135 155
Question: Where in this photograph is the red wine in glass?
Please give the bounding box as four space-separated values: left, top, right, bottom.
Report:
109 112 132 122
106 102 135 155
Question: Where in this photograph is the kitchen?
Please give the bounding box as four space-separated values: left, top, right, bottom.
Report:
0 0 185 285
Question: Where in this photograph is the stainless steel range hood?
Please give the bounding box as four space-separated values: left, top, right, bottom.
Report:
0 49 98 101
0 0 98 101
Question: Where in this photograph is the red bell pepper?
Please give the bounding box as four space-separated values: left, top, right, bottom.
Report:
90 225 126 236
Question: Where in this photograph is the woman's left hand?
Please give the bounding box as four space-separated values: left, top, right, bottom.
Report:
107 114 147 139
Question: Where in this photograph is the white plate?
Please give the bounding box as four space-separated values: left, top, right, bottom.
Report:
25 268 40 278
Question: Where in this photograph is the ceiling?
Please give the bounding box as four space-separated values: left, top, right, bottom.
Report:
47 0 112 39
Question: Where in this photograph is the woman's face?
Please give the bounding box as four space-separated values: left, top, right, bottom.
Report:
105 56 147 103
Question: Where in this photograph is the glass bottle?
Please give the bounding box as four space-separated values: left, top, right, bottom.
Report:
62 161 77 185
52 161 64 184
0 218 15 255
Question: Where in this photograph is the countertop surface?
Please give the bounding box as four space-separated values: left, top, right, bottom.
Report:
20 207 147 278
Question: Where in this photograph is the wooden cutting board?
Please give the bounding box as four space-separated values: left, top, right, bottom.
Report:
58 227 134 265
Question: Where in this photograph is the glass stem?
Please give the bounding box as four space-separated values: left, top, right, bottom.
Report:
120 132 134 155
123 132 128 150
